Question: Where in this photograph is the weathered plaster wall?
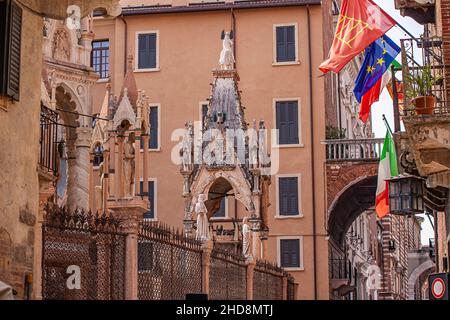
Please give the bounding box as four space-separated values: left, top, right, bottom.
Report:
0 10 43 298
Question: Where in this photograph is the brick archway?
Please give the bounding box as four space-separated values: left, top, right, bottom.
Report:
326 162 379 246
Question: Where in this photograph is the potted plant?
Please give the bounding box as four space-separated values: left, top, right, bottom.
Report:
405 64 442 115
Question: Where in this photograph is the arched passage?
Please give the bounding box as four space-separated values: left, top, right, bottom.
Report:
407 260 435 300
328 175 378 247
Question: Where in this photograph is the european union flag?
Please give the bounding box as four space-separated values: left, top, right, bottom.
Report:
353 35 400 103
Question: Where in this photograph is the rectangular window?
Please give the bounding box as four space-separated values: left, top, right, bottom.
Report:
137 33 157 70
280 239 300 268
275 25 296 63
278 177 299 216
275 100 299 145
91 40 109 79
0 0 22 101
140 180 156 219
212 197 226 218
149 106 159 149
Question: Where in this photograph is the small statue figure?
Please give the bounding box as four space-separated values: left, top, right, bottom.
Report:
242 216 252 258
180 123 193 172
219 30 235 70
123 133 136 197
195 194 210 241
95 161 105 212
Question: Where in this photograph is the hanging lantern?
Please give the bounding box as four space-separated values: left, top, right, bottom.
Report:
388 174 425 215
259 225 269 241
248 213 261 232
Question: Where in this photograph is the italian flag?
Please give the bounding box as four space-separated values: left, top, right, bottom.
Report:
375 131 399 219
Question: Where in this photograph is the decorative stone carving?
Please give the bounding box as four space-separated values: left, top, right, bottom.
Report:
52 28 71 61
123 133 136 198
219 30 235 70
113 88 136 132
242 216 251 258
195 194 209 241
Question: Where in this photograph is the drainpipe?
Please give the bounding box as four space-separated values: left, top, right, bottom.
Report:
307 5 318 300
120 15 128 74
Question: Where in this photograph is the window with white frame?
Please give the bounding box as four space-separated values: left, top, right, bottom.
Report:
136 31 158 70
275 100 300 146
279 237 303 269
276 175 301 217
274 24 297 63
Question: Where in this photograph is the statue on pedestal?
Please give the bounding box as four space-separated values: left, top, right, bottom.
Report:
195 194 209 241
219 30 235 70
123 133 136 197
242 216 252 258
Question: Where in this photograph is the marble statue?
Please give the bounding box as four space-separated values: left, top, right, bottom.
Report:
95 161 105 212
195 194 210 241
219 30 235 70
180 123 193 172
242 216 252 258
123 133 136 197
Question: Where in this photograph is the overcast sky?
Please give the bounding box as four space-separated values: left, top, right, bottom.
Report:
370 1 433 245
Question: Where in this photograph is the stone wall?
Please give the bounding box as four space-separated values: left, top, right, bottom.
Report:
0 9 43 299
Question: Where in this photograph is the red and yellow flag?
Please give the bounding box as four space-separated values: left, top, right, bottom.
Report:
319 0 396 73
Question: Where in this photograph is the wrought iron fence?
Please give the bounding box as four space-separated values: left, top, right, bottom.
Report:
323 138 384 161
400 37 449 115
138 221 203 300
209 247 248 300
42 204 126 300
253 260 284 300
40 105 59 175
287 276 296 300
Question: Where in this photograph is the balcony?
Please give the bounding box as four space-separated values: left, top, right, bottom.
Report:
324 138 384 162
397 37 450 182
394 0 435 24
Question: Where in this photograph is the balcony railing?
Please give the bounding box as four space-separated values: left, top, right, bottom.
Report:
39 105 59 175
323 138 384 162
400 36 449 116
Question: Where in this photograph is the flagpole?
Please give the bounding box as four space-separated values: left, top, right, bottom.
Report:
382 114 394 136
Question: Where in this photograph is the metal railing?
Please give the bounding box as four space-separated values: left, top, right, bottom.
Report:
400 36 449 116
39 105 59 175
323 138 384 161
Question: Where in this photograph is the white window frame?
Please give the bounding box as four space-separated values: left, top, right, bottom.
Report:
140 177 158 221
275 174 303 219
140 103 161 152
272 23 300 66
277 236 304 271
210 196 229 220
135 30 160 72
272 98 304 148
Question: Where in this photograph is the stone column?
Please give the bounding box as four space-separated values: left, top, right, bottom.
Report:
246 259 256 300
109 136 116 198
201 240 213 296
134 135 141 194
103 149 110 212
67 127 92 210
116 136 124 199
33 183 55 300
89 153 95 211
142 135 149 195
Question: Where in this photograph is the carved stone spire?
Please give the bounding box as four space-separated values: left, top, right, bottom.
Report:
119 55 138 110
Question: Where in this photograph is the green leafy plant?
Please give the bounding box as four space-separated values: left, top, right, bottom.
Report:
404 64 443 99
326 126 347 140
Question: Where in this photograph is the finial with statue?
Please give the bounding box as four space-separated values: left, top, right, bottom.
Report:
219 30 235 70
